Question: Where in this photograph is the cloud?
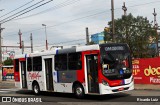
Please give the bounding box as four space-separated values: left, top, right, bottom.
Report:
1 0 159 55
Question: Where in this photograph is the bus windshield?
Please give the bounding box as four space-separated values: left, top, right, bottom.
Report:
100 44 132 80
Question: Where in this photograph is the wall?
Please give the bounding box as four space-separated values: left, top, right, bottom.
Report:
91 32 104 44
133 57 160 84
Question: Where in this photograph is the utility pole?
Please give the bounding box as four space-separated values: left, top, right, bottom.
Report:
122 2 127 16
111 0 115 42
22 41 24 54
18 29 22 49
122 2 128 43
42 24 48 50
0 23 5 66
153 8 159 56
86 27 89 45
30 33 33 53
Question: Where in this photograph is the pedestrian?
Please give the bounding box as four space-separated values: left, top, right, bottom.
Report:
3 69 7 81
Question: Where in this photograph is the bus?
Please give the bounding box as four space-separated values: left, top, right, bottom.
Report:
14 43 134 98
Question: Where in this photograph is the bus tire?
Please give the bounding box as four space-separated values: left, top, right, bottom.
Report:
74 84 85 98
32 83 40 95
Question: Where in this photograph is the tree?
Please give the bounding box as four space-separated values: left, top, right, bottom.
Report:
3 58 13 65
108 13 157 58
88 41 95 45
104 27 112 43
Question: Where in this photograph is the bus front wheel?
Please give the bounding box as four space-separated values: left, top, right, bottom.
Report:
33 83 40 95
74 84 85 98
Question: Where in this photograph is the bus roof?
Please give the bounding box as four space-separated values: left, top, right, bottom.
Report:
14 44 100 59
14 43 128 59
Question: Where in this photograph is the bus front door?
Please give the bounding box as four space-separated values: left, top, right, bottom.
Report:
86 54 99 93
45 58 53 91
21 61 27 88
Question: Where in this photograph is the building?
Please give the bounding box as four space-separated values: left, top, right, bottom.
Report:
91 32 105 44
2 50 15 61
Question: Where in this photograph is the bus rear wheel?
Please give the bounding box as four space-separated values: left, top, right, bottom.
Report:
74 84 85 98
33 83 40 95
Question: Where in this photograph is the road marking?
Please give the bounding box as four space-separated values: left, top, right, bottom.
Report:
0 88 19 93
0 88 19 91
0 91 9 93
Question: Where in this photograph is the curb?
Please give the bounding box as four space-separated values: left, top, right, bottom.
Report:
134 84 160 91
134 88 160 91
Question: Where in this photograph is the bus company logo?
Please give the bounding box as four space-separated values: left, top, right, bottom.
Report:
2 97 11 102
132 60 139 64
28 72 41 80
144 66 160 78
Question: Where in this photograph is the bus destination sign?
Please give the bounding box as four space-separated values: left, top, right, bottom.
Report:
105 46 124 51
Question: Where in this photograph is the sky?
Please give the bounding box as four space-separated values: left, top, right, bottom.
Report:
0 0 160 56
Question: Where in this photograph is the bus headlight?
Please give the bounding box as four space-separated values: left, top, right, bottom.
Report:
131 76 134 82
102 80 109 86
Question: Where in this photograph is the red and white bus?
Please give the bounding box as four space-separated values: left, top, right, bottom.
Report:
14 43 134 98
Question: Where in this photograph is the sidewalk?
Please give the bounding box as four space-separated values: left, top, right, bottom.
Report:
0 80 15 89
0 70 15 89
134 84 160 90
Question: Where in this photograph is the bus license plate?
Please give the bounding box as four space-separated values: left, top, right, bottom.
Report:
118 87 124 91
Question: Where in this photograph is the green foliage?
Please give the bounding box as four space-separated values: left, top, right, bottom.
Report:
108 13 157 58
3 58 13 65
104 28 112 43
88 41 95 45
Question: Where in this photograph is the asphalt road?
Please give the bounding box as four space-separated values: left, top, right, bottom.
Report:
0 89 160 105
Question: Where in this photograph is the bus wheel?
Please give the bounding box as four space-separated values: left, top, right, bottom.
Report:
74 84 84 98
33 83 40 95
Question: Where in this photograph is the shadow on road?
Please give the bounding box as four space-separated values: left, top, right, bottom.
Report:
16 90 130 102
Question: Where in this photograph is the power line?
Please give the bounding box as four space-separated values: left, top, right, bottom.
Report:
13 0 160 21
23 30 85 42
22 25 102 43
3 0 160 36
50 38 85 45
0 0 35 19
14 0 80 21
1 0 54 24
4 9 108 37
2 0 160 52
113 0 160 11
126 0 160 8
0 0 47 23
2 0 80 36
34 38 85 48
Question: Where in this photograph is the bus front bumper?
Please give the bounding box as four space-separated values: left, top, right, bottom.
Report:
99 81 134 95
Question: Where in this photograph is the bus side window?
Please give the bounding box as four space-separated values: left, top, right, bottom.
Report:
68 52 82 70
27 57 32 71
55 54 67 71
15 59 19 72
33 56 42 71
